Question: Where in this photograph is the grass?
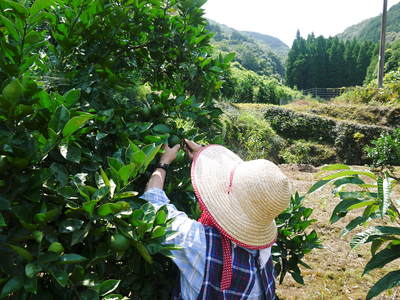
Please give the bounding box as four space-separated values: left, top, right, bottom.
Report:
276 164 400 300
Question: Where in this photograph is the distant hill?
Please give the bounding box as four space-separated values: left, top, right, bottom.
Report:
337 2 400 43
241 31 289 59
206 19 287 79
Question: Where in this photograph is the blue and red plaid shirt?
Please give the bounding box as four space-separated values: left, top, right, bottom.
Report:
141 188 276 300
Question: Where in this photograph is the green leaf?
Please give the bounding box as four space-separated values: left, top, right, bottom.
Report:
130 209 144 226
30 0 54 15
364 245 400 275
100 168 110 187
49 105 70 133
155 209 167 225
25 262 41 278
49 266 69 287
62 113 93 137
99 279 121 296
223 52 235 63
320 164 351 171
58 254 88 264
83 201 97 217
371 239 385 256
92 186 110 202
351 226 400 248
0 15 19 40
134 241 153 264
0 212 6 227
151 226 166 239
64 89 80 108
97 202 130 217
0 276 24 298
142 144 162 170
34 208 59 223
59 143 81 163
118 163 137 185
366 270 400 300
322 170 376 181
330 199 362 223
130 150 146 165
340 216 368 236
114 191 138 199
58 218 84 233
8 244 33 261
307 180 330 194
3 0 29 16
152 124 171 133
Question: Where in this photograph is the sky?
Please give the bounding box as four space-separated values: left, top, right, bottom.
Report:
203 0 400 47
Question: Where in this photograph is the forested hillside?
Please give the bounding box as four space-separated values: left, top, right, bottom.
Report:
337 2 400 42
241 31 289 60
286 32 376 89
206 19 286 79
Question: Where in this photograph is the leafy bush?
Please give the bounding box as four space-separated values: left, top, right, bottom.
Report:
221 110 286 162
0 0 230 298
264 106 391 164
273 192 322 285
281 140 336 165
337 67 400 105
309 164 400 299
365 128 400 167
227 65 301 104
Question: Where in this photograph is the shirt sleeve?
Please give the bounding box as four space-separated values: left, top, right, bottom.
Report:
140 188 206 299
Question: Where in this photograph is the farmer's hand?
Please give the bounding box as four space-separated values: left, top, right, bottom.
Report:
159 144 180 165
183 139 203 160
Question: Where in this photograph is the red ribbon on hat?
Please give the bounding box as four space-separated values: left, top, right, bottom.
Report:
192 145 276 290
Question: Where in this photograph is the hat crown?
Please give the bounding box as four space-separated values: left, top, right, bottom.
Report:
231 160 290 225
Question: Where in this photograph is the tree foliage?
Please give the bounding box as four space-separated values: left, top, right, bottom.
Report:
309 165 400 299
0 0 231 298
286 32 376 89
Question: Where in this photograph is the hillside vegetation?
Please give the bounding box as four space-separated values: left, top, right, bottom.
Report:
337 2 400 42
207 19 286 79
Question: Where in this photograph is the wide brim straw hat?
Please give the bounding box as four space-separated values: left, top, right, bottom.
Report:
191 145 291 247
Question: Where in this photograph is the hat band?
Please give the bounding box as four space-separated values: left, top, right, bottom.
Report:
226 164 239 194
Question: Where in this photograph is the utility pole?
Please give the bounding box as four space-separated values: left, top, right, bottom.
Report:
378 0 388 88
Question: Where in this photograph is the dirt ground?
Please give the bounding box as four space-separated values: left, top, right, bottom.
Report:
276 164 400 300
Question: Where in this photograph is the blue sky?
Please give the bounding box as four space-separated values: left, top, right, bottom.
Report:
203 0 400 47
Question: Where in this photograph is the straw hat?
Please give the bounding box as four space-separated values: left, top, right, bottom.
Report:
191 145 291 247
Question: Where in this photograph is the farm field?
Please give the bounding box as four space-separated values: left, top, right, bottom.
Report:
276 164 400 300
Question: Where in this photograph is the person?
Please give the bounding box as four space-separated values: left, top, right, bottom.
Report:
140 140 291 300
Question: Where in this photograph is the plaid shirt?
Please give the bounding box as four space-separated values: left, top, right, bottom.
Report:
141 188 275 300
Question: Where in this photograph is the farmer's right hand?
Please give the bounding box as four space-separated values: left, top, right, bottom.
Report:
183 139 203 160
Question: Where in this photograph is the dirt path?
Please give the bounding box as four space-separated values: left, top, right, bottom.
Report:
276 164 400 300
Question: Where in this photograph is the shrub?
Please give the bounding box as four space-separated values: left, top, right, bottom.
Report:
264 106 337 143
365 128 400 167
221 110 286 162
309 165 400 299
264 106 391 164
281 140 336 165
273 192 322 285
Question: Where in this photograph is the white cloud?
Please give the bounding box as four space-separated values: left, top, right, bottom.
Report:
203 0 400 47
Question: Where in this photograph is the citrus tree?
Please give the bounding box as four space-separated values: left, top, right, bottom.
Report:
0 0 230 299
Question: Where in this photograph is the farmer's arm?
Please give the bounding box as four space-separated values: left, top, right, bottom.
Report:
140 141 206 297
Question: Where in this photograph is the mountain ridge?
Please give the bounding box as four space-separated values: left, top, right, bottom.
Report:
337 2 400 42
